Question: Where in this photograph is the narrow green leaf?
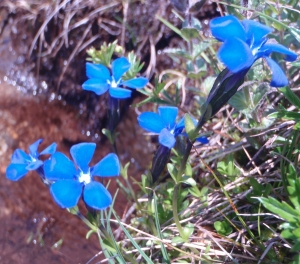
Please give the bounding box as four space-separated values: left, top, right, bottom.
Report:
293 227 300 238
153 193 171 264
156 16 188 41
112 210 154 263
289 27 300 43
256 196 300 222
86 229 96 240
279 86 300 109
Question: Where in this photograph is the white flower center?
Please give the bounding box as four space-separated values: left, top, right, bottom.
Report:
108 77 119 88
251 46 259 56
30 155 37 163
78 170 91 184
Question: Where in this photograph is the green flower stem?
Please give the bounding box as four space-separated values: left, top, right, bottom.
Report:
172 184 186 239
177 141 193 183
77 211 136 263
107 96 120 154
77 212 114 253
77 211 98 231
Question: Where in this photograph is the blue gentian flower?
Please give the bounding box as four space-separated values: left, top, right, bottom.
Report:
44 142 120 210
82 57 148 99
210 15 297 87
138 106 208 149
6 139 57 181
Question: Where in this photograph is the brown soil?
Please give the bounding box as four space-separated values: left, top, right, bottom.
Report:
0 1 220 262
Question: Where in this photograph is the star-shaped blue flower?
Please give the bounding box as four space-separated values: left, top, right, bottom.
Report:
6 139 57 181
138 106 208 149
210 15 297 87
82 57 148 99
44 142 120 210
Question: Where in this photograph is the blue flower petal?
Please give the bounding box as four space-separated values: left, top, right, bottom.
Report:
28 139 43 158
242 20 273 47
264 57 288 87
174 117 185 135
50 180 82 208
210 15 247 42
70 143 96 173
196 136 209 144
159 128 176 149
26 160 43 171
11 149 31 164
109 87 132 99
122 77 148 89
86 62 111 81
40 142 57 155
158 106 178 129
138 112 166 133
6 163 28 181
83 181 112 210
112 57 131 82
82 79 110 95
91 153 120 177
261 43 297 62
218 37 255 72
44 152 77 181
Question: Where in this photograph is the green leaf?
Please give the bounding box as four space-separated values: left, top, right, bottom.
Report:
163 48 191 60
181 27 199 40
293 227 300 238
192 42 211 58
156 15 188 41
181 176 196 186
294 122 300 130
279 86 300 109
189 185 202 197
102 238 118 254
292 241 300 252
228 89 249 112
184 162 193 177
153 193 171 264
188 71 207 79
67 206 79 215
269 109 300 121
102 128 113 143
256 196 300 223
120 162 130 180
281 228 295 239
289 27 300 43
182 223 194 239
172 236 185 244
113 210 154 263
184 114 197 140
214 220 232 236
85 229 96 240
167 163 178 183
291 61 300 67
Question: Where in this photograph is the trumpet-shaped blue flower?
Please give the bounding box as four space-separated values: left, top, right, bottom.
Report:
6 139 57 181
44 142 120 210
82 57 148 99
138 106 208 149
210 15 297 87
